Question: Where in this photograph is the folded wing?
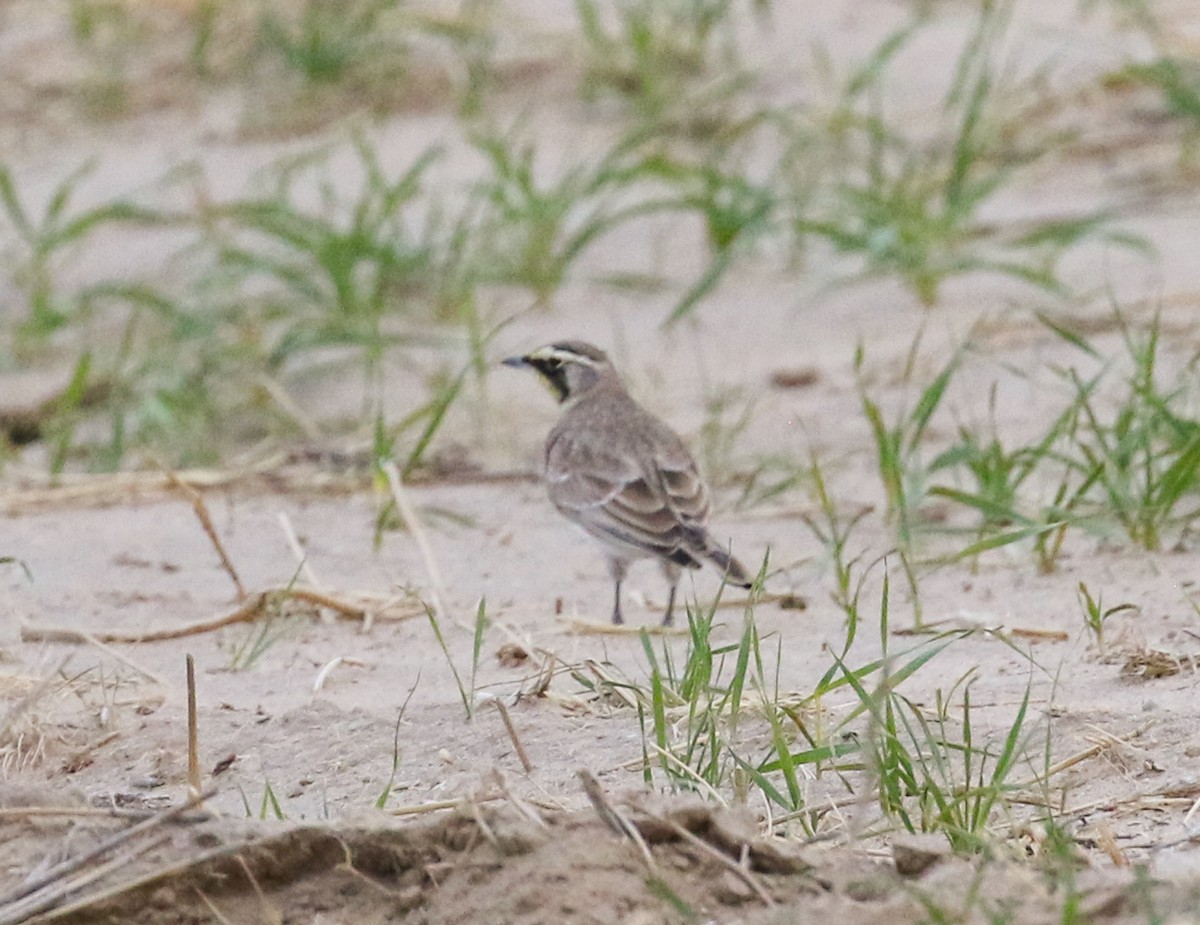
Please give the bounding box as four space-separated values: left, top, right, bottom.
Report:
546 430 710 565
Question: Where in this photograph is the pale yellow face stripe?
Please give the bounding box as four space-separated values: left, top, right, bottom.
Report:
527 346 599 367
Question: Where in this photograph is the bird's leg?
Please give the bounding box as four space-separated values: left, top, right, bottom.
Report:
661 562 682 627
663 583 678 627
607 557 628 625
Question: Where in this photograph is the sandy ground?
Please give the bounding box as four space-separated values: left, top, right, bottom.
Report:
4 0 1200 922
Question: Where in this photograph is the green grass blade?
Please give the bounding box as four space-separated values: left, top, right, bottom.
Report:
424 603 472 719
650 669 670 777
0 164 34 241
470 598 488 705
402 365 469 477
725 612 756 734
756 738 862 775
934 521 1068 564
376 671 421 808
989 681 1032 788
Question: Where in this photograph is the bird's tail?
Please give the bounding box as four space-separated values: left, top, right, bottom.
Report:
705 542 754 589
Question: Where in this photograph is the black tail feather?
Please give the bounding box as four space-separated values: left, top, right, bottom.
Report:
705 543 753 589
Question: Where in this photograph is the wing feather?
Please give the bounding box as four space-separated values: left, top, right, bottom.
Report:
545 425 709 564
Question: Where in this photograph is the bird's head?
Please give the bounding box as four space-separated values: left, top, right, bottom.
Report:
503 341 615 404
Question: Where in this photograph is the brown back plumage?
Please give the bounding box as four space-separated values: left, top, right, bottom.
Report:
515 341 751 587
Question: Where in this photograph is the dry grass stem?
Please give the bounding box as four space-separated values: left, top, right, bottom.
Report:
490 773 551 830
382 461 454 627
659 816 776 907
0 833 173 925
186 655 201 802
578 770 657 872
388 795 504 817
0 657 70 745
0 464 362 515
0 786 215 917
1095 822 1128 866
19 832 260 923
583 660 640 709
541 689 602 714
710 592 787 610
257 372 321 439
1026 782 1200 830
644 745 730 806
1151 829 1200 852
235 854 281 924
313 656 346 692
63 732 120 773
20 587 423 644
1121 646 1200 679
194 888 235 925
385 788 560 819
1185 793 1200 826
74 632 167 686
333 846 416 900
563 618 688 636
0 806 204 822
1014 723 1154 793
526 650 558 699
894 619 1068 641
277 510 323 590
466 799 499 846
0 463 538 516
1008 627 1070 642
490 699 534 773
296 587 420 619
160 464 246 599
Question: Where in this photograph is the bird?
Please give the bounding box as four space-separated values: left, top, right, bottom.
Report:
504 340 753 625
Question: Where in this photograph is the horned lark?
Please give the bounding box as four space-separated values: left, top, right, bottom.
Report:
504 340 752 625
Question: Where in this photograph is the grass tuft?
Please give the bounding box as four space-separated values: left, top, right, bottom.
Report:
796 2 1141 304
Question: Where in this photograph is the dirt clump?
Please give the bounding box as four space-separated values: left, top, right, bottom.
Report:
6 795 1198 925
